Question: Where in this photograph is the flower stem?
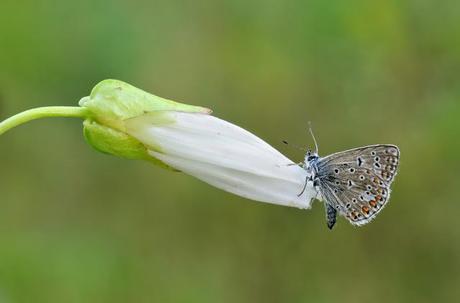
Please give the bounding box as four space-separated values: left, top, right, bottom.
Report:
0 106 89 135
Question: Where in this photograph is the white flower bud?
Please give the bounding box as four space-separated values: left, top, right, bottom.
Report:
125 111 315 209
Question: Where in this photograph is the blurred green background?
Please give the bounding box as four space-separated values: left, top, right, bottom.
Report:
1 0 459 302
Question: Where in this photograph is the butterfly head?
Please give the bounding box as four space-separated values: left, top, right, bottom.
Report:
305 149 319 164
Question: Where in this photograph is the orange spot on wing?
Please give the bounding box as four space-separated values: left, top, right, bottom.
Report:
362 206 370 214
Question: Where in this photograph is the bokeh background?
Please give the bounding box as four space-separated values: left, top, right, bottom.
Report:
1 0 459 302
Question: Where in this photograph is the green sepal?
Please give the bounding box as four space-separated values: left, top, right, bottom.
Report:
82 119 148 159
82 120 174 170
79 79 211 133
78 79 211 170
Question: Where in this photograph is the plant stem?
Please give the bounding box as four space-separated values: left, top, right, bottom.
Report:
0 106 89 135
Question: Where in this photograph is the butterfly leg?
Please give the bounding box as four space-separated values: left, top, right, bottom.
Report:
297 175 309 197
325 203 337 230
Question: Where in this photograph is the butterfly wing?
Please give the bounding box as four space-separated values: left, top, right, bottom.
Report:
316 145 400 226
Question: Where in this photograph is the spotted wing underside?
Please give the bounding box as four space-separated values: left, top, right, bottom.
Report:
316 145 400 226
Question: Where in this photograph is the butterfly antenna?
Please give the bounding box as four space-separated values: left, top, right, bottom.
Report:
308 122 319 154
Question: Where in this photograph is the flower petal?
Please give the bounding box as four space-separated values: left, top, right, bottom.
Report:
125 111 316 209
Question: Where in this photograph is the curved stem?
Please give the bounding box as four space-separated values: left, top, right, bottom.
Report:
0 106 90 135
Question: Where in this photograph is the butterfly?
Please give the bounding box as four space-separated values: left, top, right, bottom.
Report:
297 128 400 229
